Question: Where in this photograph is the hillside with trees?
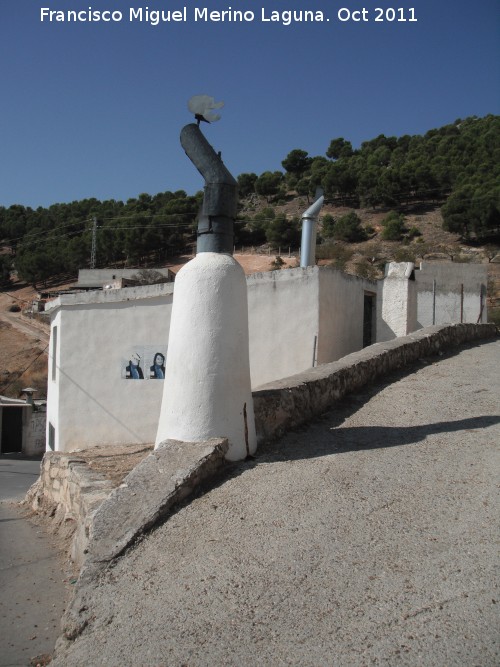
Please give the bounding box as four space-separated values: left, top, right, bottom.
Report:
240 114 499 240
0 115 498 292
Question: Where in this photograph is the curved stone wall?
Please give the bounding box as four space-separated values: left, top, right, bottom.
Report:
253 323 498 444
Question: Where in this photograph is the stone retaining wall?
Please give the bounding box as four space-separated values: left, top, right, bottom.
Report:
28 453 115 565
253 323 497 445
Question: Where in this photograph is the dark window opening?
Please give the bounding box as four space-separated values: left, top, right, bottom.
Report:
51 326 58 381
48 423 55 451
363 293 376 347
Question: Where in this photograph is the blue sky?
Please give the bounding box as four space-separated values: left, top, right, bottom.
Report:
1 0 499 208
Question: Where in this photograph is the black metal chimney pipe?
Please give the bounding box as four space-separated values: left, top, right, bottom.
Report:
180 123 238 254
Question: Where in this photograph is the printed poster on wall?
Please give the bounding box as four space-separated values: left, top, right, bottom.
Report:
122 346 167 380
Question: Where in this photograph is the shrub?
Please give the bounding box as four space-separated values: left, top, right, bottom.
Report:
271 256 285 270
332 212 367 242
353 258 379 280
265 214 301 249
321 214 336 238
407 226 422 239
393 247 418 263
316 243 354 270
381 211 406 241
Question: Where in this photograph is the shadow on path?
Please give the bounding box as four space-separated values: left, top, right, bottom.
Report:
194 412 500 507
262 415 500 462
191 342 500 498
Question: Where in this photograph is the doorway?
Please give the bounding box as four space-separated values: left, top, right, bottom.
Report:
1 408 23 453
363 293 376 348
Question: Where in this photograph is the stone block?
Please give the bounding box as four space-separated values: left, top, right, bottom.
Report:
87 438 228 564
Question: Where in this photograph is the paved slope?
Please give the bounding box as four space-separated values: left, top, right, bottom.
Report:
54 340 500 667
0 456 69 667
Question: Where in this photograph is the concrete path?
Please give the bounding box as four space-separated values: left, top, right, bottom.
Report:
0 455 68 667
54 339 500 666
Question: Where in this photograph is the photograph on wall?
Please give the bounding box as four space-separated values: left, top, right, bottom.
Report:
122 346 167 380
123 349 145 380
148 350 166 379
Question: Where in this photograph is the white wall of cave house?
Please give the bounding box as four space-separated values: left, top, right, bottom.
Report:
46 262 487 452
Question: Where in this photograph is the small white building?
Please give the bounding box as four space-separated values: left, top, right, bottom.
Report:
46 283 174 452
45 262 487 452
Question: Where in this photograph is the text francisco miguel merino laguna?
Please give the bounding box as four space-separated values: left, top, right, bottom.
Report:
40 6 327 26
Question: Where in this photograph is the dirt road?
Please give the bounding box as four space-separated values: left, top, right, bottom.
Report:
0 289 49 345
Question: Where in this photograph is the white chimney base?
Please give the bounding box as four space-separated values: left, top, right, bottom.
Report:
155 252 257 461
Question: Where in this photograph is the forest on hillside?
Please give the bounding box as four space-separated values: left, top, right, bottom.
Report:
0 115 498 286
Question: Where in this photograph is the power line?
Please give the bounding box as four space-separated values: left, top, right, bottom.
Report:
14 221 196 251
99 212 198 222
3 218 93 245
2 212 199 247
16 228 91 250
96 223 195 230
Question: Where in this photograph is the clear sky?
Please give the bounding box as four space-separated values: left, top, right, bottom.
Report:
1 0 499 208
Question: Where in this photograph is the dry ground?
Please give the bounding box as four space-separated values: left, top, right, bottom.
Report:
68 443 154 487
0 287 50 398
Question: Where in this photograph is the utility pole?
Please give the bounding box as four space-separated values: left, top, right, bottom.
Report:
90 216 97 269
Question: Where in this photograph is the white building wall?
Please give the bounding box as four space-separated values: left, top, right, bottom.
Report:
26 411 46 456
415 262 487 327
247 267 319 388
318 268 376 363
46 285 173 451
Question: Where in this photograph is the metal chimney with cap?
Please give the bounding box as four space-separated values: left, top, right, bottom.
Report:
21 387 37 406
300 191 324 268
155 98 256 461
180 123 237 255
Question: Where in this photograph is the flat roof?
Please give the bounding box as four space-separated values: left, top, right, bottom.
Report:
45 282 175 312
